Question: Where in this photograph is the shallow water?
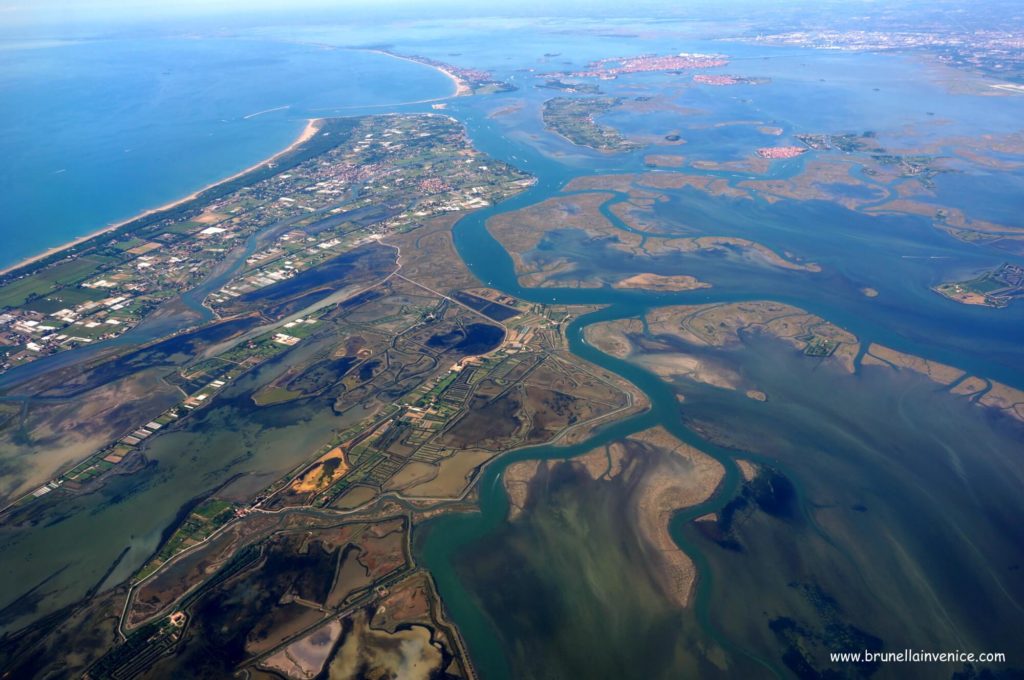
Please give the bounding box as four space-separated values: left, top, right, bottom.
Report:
2 24 1023 674
416 41 1024 679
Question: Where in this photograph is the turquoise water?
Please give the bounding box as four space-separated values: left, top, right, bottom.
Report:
0 37 451 268
412 46 1024 679
1 24 1024 676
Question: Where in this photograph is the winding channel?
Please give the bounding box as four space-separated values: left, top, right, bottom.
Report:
415 100 1024 678
1 84 1021 673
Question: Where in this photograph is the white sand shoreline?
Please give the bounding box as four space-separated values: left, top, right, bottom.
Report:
2 48 468 280
0 118 323 278
368 49 471 97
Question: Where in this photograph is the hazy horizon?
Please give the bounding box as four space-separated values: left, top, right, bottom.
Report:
3 0 1005 36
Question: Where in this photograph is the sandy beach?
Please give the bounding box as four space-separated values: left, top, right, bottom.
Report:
369 49 471 97
1 47 469 280
0 118 324 278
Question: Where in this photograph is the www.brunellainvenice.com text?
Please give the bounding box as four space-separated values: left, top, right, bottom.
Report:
831 649 1007 664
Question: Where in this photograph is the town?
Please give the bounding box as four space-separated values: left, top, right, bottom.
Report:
742 28 1024 83
558 52 729 79
934 262 1024 308
0 115 532 374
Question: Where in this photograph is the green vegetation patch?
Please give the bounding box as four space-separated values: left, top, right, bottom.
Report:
252 385 304 406
0 255 116 308
135 498 236 581
541 96 641 153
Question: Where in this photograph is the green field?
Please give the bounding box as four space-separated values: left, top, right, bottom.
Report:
0 255 117 308
541 97 641 153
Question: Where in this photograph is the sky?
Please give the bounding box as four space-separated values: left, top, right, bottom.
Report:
4 0 382 26
3 0 1006 37
0 0 777 32
1 0 638 23
0 0 506 33
0 0 727 36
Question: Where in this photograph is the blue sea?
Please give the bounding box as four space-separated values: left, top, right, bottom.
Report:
0 36 452 268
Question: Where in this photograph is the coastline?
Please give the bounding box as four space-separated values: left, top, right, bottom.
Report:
1 49 470 280
369 49 471 97
0 118 324 278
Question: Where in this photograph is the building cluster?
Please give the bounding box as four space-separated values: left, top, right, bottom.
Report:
756 146 808 159
746 30 1024 81
0 290 149 368
566 52 730 79
207 119 531 308
0 115 531 373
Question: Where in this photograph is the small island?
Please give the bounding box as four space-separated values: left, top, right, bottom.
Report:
613 273 710 291
693 74 769 86
535 78 602 94
558 52 729 79
756 146 807 160
933 263 1024 308
541 96 641 152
